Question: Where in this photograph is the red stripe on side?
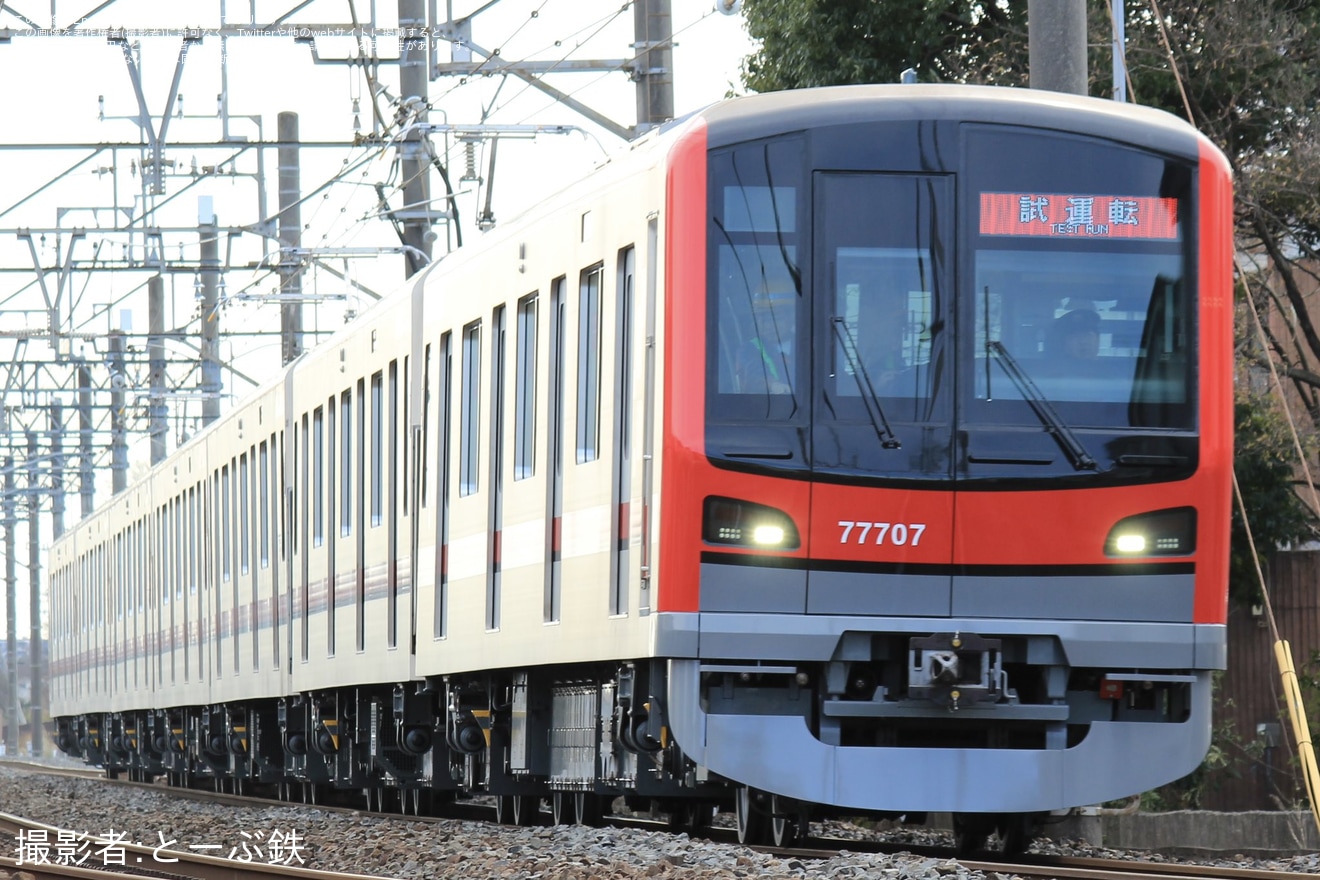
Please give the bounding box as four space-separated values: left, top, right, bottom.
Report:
1194 137 1234 626
658 116 709 613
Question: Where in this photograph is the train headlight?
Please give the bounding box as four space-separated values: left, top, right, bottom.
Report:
1114 534 1147 554
703 496 800 550
1104 507 1196 557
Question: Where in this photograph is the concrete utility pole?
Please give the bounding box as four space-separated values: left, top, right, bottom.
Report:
78 365 94 514
148 275 167 465
1111 0 1127 102
26 432 41 756
1028 0 1088 96
3 456 16 756
633 0 675 132
108 332 128 496
278 111 305 366
49 402 64 541
398 0 434 276
199 204 222 426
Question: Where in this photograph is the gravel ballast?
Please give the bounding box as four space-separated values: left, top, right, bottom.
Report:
0 766 1316 880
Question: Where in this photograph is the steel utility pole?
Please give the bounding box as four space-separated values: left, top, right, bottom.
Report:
1028 0 1088 95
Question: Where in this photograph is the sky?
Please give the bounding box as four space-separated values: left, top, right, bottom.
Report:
0 0 755 635
0 0 755 391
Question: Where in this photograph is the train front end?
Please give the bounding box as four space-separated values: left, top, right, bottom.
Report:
657 86 1232 821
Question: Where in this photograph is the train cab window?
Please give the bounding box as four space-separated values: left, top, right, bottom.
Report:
818 173 951 444
708 137 805 418
964 127 1194 435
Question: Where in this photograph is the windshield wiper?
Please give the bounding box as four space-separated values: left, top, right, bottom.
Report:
986 340 1096 471
830 316 900 450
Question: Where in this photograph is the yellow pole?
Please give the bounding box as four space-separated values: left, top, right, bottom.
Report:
1274 640 1320 837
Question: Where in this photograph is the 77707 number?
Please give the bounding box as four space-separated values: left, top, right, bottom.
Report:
837 521 927 546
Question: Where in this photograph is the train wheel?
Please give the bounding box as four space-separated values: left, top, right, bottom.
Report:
551 791 578 826
495 794 516 825
770 795 807 847
513 795 540 826
734 785 771 846
953 813 992 857
668 801 717 833
690 802 717 832
998 813 1036 856
575 792 605 827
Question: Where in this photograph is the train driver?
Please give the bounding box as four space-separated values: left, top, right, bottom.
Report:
733 291 798 395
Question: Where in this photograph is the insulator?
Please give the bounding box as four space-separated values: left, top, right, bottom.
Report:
464 141 478 181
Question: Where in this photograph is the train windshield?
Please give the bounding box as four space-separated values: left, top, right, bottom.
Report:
705 124 1196 481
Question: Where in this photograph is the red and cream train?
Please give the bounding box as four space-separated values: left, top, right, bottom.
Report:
49 84 1233 853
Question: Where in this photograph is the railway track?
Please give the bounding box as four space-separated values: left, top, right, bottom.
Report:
0 759 1313 880
0 811 398 880
962 854 1319 880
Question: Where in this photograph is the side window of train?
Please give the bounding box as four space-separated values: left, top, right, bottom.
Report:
240 453 251 574
460 320 482 496
577 265 604 463
371 371 384 527
515 292 538 480
221 464 231 581
341 388 353 537
259 439 270 568
313 406 325 547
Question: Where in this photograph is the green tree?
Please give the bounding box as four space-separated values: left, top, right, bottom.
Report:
1232 390 1317 606
740 1 1027 92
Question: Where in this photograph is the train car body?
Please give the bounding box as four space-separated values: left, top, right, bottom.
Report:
49 84 1232 850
